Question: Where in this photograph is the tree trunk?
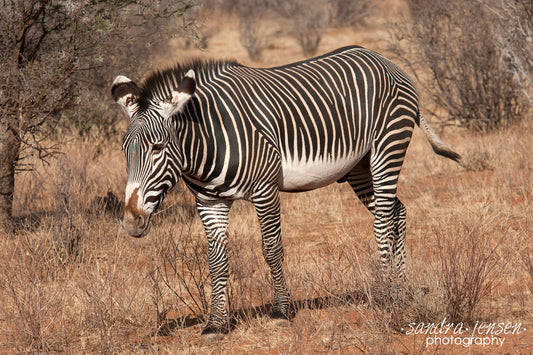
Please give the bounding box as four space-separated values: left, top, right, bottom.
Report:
0 116 20 234
0 17 26 235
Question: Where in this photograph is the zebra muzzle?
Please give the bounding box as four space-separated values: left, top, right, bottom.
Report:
120 209 151 238
120 187 152 237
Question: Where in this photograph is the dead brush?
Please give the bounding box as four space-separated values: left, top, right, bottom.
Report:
462 147 494 172
155 226 210 332
226 231 271 327
521 217 533 296
518 218 533 296
519 243 533 321
332 236 453 352
522 248 533 296
322 244 419 353
0 230 70 352
359 256 415 333
52 190 83 265
435 213 505 325
296 234 410 341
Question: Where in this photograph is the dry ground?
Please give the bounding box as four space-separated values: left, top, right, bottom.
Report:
1 2 532 353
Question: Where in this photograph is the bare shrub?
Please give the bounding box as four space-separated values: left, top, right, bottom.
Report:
80 282 117 352
355 256 442 337
496 0 533 103
227 232 271 325
330 0 372 28
521 246 533 296
0 232 70 352
517 219 533 295
79 263 149 353
435 218 503 324
462 148 494 172
363 258 411 331
391 0 529 131
236 0 276 61
51 161 84 264
156 227 210 324
322 236 422 335
277 0 331 57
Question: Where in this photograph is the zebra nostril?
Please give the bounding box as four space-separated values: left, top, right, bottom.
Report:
138 214 145 227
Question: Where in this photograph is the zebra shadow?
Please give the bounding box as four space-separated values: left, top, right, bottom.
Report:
10 191 123 234
12 211 50 232
156 290 368 336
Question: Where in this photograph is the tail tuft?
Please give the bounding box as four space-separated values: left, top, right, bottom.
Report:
431 144 462 164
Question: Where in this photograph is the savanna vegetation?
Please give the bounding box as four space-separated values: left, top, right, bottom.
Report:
0 0 531 353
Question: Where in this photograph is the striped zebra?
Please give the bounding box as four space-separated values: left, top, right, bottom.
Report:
112 46 460 336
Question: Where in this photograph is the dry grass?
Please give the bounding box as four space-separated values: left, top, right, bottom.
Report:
1 5 532 353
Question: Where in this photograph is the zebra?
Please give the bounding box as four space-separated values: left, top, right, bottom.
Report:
112 46 461 336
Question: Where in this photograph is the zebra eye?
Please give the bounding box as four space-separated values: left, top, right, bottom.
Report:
152 143 165 153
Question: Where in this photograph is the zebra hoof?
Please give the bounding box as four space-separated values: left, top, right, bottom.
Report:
272 318 291 328
271 310 290 319
200 325 228 342
270 310 292 327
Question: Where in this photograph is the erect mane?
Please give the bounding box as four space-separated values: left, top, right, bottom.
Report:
137 59 240 111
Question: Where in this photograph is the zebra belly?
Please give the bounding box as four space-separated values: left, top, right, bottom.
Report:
279 153 363 191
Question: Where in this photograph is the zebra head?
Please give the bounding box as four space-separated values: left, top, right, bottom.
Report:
112 70 196 237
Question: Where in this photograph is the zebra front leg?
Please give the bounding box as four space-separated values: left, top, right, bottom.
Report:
196 199 233 336
253 185 292 321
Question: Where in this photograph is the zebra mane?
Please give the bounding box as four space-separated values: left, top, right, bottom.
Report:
137 59 239 111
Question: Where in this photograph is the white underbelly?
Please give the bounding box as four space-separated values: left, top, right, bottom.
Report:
279 153 363 191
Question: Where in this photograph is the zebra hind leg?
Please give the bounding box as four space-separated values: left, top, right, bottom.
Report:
372 187 407 280
370 117 413 279
391 198 407 278
346 158 405 276
345 152 376 215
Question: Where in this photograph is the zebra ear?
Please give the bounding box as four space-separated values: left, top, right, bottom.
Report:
112 75 140 118
158 70 196 118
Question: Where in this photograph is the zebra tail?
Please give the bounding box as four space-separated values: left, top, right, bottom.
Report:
417 114 462 164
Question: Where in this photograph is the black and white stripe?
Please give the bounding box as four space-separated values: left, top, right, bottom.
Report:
112 46 461 334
